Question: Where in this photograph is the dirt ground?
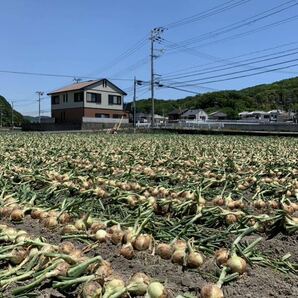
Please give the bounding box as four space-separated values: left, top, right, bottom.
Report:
1 216 297 298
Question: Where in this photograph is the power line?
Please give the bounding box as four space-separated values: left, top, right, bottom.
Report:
163 0 298 51
0 69 133 82
164 14 298 55
162 41 298 76
161 47 298 80
164 0 252 29
90 35 149 76
167 61 298 86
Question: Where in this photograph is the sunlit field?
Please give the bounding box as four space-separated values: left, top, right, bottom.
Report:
0 133 297 297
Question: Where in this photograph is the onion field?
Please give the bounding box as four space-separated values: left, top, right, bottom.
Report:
0 133 297 298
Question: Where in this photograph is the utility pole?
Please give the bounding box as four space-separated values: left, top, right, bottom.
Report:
11 101 14 128
133 76 137 128
36 91 44 123
150 27 164 127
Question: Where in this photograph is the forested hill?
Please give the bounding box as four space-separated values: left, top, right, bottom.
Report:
0 95 24 126
127 77 298 118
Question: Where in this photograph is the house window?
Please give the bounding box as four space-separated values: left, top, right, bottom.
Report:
86 92 101 103
95 113 110 118
51 95 60 105
74 92 84 102
113 114 122 118
108 95 121 105
62 94 68 103
103 80 107 87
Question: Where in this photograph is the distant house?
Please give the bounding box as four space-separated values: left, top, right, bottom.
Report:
239 110 294 122
47 79 128 124
181 109 208 121
168 108 188 122
134 113 167 124
268 110 294 122
239 111 270 122
208 111 228 120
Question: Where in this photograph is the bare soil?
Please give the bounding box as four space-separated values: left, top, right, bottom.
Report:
1 216 297 298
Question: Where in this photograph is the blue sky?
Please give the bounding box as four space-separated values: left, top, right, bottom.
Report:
0 0 298 116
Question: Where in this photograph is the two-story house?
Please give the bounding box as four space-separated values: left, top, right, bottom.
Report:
47 79 128 124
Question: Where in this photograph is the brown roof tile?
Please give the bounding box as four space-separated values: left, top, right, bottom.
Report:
48 80 100 95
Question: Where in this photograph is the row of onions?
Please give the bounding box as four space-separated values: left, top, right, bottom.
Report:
0 133 297 297
0 223 174 297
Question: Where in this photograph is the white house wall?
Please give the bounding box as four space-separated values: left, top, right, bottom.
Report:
51 80 124 111
51 91 84 110
84 81 123 110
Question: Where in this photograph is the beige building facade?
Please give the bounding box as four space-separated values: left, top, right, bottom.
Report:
48 79 128 123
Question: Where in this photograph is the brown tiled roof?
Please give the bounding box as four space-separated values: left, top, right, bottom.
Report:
47 80 100 95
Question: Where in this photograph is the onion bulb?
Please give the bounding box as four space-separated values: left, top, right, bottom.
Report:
127 272 150 295
110 230 124 245
145 282 168 298
43 216 59 229
95 260 113 284
58 212 72 224
120 243 134 259
133 234 151 251
226 255 247 274
10 209 24 221
172 239 187 251
90 221 106 234
225 214 237 225
215 248 229 266
75 219 87 231
186 251 204 268
59 241 75 254
81 281 102 298
61 224 78 235
95 229 108 242
171 249 185 266
156 243 172 260
102 277 126 298
201 283 224 298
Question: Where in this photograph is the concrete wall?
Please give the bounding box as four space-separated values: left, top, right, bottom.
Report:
83 117 129 124
224 123 298 132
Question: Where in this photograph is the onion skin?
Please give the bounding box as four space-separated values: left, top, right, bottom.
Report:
95 261 113 285
59 242 75 254
95 229 108 242
43 216 59 229
81 281 102 298
201 283 224 298
30 208 43 219
1 207 14 218
58 212 72 224
172 239 187 251
226 255 247 274
61 224 79 235
10 209 24 221
156 243 172 260
171 249 185 266
120 243 134 259
110 230 124 245
75 219 87 231
186 251 204 269
225 214 237 225
128 272 150 295
215 248 229 266
90 222 106 234
145 282 168 298
133 234 151 251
